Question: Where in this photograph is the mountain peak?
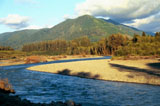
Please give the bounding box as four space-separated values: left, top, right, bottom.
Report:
76 15 95 21
78 15 94 18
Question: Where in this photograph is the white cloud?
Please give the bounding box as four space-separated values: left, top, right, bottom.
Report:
124 16 155 28
76 0 160 22
0 14 54 31
22 24 53 30
0 14 30 29
124 13 160 32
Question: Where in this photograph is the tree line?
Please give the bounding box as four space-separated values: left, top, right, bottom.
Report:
0 46 14 51
22 32 160 56
115 32 160 56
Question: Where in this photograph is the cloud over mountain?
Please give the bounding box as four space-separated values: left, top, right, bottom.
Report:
76 0 160 22
0 14 29 29
76 0 160 32
124 13 160 32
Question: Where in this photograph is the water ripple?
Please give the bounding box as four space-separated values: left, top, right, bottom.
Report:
0 57 160 106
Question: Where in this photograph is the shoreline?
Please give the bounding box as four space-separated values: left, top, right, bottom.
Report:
0 55 101 66
0 89 80 106
27 59 160 86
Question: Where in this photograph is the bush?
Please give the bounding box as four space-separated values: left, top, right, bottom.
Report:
25 56 47 64
0 78 15 93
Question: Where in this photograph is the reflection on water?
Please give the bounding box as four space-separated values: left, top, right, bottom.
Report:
0 57 160 106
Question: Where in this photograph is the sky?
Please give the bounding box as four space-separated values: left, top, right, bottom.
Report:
0 0 160 34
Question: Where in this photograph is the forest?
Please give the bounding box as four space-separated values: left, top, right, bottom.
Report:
0 32 160 59
21 32 160 57
0 46 14 51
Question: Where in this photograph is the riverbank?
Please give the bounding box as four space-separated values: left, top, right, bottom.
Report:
0 90 80 106
28 58 160 86
0 79 80 106
0 55 100 66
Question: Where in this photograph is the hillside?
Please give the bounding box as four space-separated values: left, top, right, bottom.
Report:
0 29 39 49
0 15 143 49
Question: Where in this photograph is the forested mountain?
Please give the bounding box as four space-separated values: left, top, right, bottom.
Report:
0 15 144 49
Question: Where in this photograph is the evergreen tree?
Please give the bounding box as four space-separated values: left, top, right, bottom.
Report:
142 32 146 37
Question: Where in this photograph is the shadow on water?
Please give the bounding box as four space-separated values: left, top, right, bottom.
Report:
109 63 160 78
57 69 100 79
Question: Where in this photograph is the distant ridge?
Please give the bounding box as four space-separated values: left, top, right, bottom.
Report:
101 18 154 35
0 15 145 49
100 18 121 25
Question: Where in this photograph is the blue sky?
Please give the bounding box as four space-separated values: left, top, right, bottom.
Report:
0 0 160 34
0 0 84 33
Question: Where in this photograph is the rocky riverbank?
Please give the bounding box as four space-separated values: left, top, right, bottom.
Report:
0 79 81 106
0 92 80 106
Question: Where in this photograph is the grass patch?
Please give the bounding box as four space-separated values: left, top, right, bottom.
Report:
0 51 27 60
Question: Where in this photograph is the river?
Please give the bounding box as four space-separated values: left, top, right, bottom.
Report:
0 56 160 106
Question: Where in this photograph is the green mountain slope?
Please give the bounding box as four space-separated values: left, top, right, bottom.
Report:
0 15 143 49
0 29 39 49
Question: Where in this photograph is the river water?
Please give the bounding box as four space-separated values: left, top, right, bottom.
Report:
0 56 160 106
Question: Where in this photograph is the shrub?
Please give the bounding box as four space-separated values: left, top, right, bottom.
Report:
0 78 15 93
25 56 47 64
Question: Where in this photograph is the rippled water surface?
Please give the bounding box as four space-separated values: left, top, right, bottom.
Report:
0 57 160 106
